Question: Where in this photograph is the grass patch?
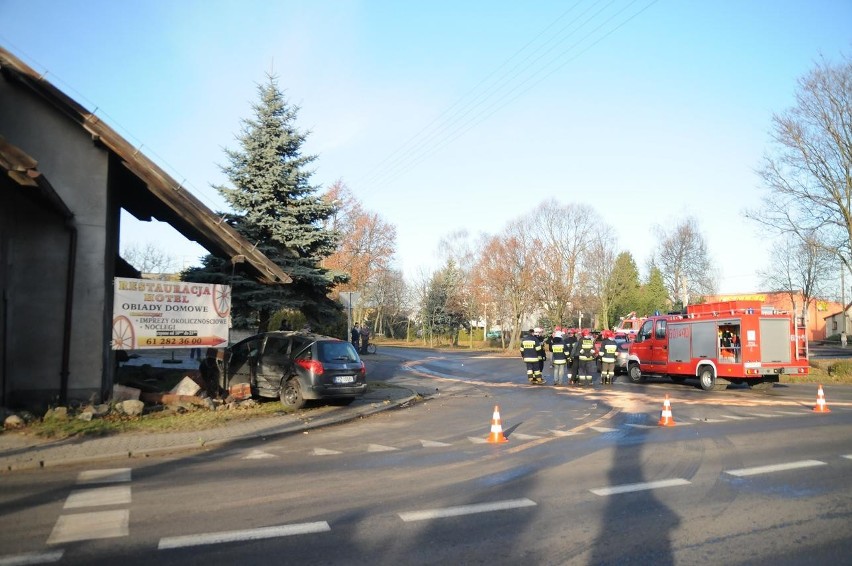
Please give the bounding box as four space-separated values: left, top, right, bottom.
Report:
29 399 291 440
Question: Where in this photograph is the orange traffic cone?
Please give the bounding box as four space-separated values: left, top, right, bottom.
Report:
486 405 509 443
658 395 676 426
813 384 831 413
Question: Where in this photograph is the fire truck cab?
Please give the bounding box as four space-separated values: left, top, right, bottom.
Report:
626 300 808 391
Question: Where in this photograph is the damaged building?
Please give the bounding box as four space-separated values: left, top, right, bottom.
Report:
0 46 290 411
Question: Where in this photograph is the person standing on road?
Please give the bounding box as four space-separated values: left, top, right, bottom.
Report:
360 322 371 354
521 328 545 384
550 328 568 386
535 327 547 383
565 328 579 385
598 330 619 385
574 329 596 387
351 324 360 351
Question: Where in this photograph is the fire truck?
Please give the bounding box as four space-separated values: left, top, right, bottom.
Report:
614 311 646 338
626 300 808 391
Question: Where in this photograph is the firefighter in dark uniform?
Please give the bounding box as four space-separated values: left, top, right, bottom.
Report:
565 328 579 385
550 328 568 386
598 330 619 385
535 327 547 383
520 328 545 384
574 328 596 387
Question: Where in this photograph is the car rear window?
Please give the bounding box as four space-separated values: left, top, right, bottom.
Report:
318 341 359 363
291 337 313 359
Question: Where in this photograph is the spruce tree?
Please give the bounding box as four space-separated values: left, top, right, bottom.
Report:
184 74 344 332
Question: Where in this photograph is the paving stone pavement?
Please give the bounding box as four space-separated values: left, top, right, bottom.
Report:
0 385 418 472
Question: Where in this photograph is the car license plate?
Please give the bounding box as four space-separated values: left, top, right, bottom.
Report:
334 375 355 384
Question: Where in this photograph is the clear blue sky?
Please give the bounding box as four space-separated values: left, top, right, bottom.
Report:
2 1 850 294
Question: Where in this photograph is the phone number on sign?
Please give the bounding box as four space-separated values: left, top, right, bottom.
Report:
143 337 203 346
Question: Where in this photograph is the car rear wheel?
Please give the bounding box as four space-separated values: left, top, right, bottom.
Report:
280 377 306 410
628 362 644 384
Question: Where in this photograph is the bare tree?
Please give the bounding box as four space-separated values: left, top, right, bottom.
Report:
528 203 601 325
586 236 618 329
747 53 852 272
437 230 482 347
122 242 178 276
649 217 717 308
322 180 397 324
475 220 540 349
758 232 837 321
369 268 408 338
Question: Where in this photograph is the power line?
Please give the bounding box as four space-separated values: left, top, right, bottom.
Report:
352 0 659 195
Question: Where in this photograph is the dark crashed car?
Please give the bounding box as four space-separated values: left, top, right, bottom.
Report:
224 331 367 409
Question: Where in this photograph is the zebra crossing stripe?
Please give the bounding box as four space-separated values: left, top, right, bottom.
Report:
77 469 131 484
63 486 131 509
47 510 129 544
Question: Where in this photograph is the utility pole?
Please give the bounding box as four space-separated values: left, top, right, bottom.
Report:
842 266 849 338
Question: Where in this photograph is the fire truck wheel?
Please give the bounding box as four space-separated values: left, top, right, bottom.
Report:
628 362 644 384
699 367 717 391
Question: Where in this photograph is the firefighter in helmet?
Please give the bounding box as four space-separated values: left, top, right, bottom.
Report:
520 328 545 384
574 328 596 387
598 330 619 385
565 328 579 385
535 327 547 383
550 328 568 386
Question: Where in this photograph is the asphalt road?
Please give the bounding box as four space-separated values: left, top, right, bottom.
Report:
1 346 850 565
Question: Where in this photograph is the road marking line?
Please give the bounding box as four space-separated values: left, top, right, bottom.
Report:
751 413 781 418
312 448 341 455
549 430 581 437
467 436 488 444
47 510 129 544
511 433 542 440
398 498 537 522
725 459 827 477
590 478 691 496
720 415 754 420
843 455 852 460
77 469 131 484
63 486 131 509
0 551 64 565
367 444 399 452
243 449 276 460
158 522 331 550
420 439 452 447
589 426 618 433
774 411 806 416
689 417 729 423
